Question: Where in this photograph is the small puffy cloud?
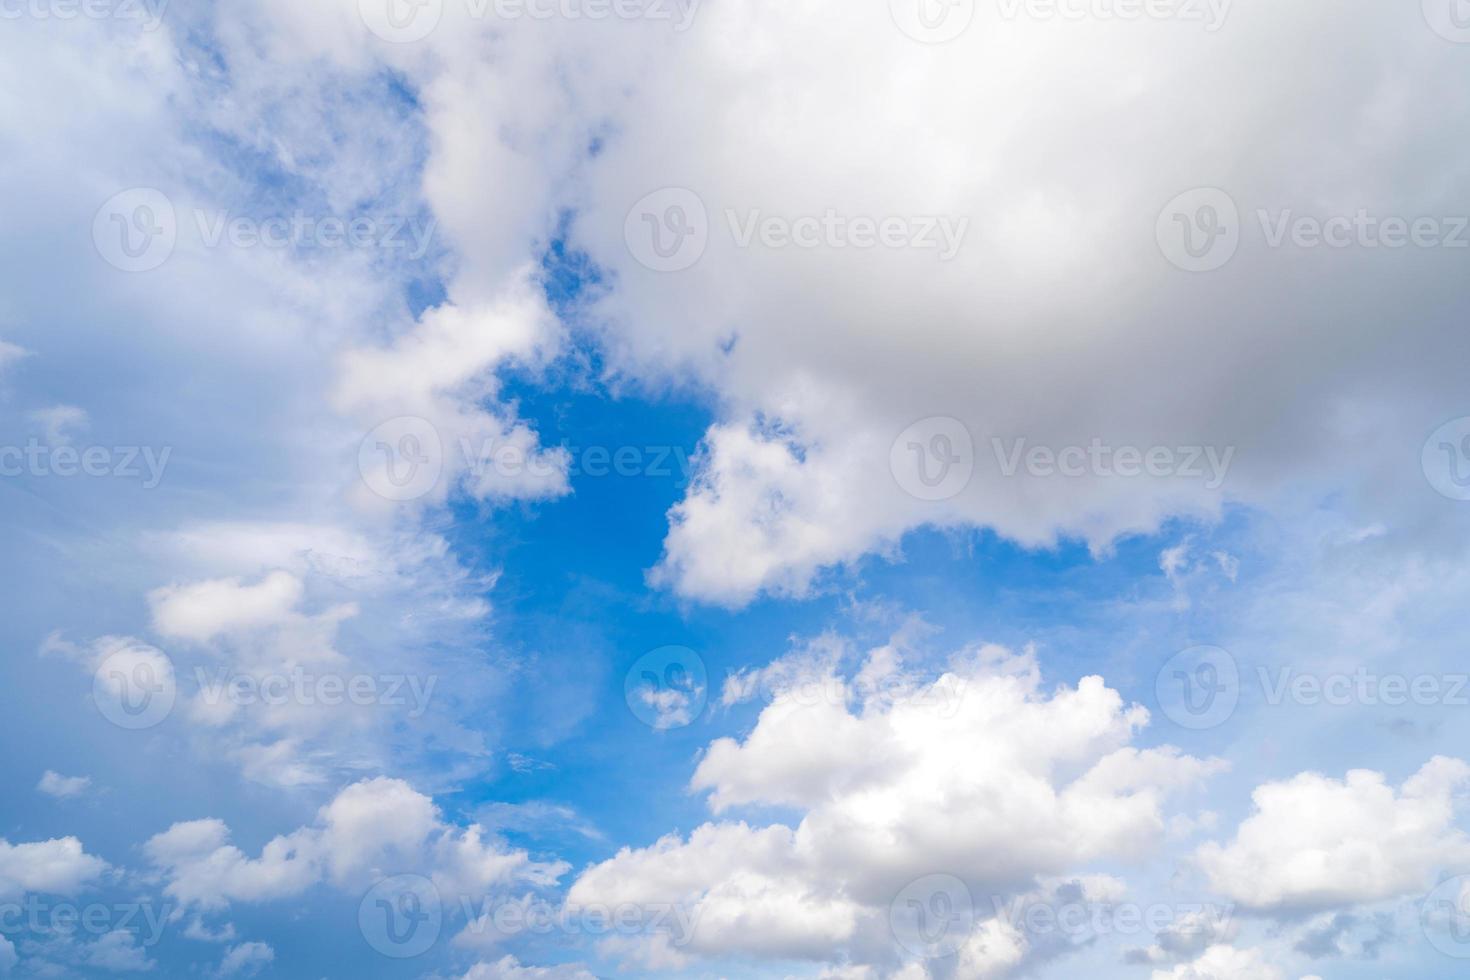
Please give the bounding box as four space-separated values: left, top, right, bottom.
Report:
461 956 597 979
84 929 154 972
0 339 27 374
146 777 564 910
1197 757 1470 913
216 941 274 977
0 934 16 973
149 571 309 645
0 836 108 900
26 404 88 445
36 771 91 800
1149 944 1283 980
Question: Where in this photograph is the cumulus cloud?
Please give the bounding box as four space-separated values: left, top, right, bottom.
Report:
0 836 108 900
36 771 91 800
1149 944 1283 980
461 956 597 980
1197 757 1470 913
216 941 274 977
145 777 564 910
570 640 1221 973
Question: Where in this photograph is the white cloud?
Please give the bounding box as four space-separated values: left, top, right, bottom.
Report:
462 956 597 980
570 640 1221 973
0 836 108 900
145 777 564 910
26 404 88 445
216 941 274 977
1149 944 1283 980
36 771 91 800
1197 757 1470 913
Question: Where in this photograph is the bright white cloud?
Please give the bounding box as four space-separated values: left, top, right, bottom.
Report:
36 771 91 800
571 641 1221 973
0 836 108 901
145 777 564 910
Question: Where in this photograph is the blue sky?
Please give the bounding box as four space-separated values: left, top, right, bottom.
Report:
4 2 1470 979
